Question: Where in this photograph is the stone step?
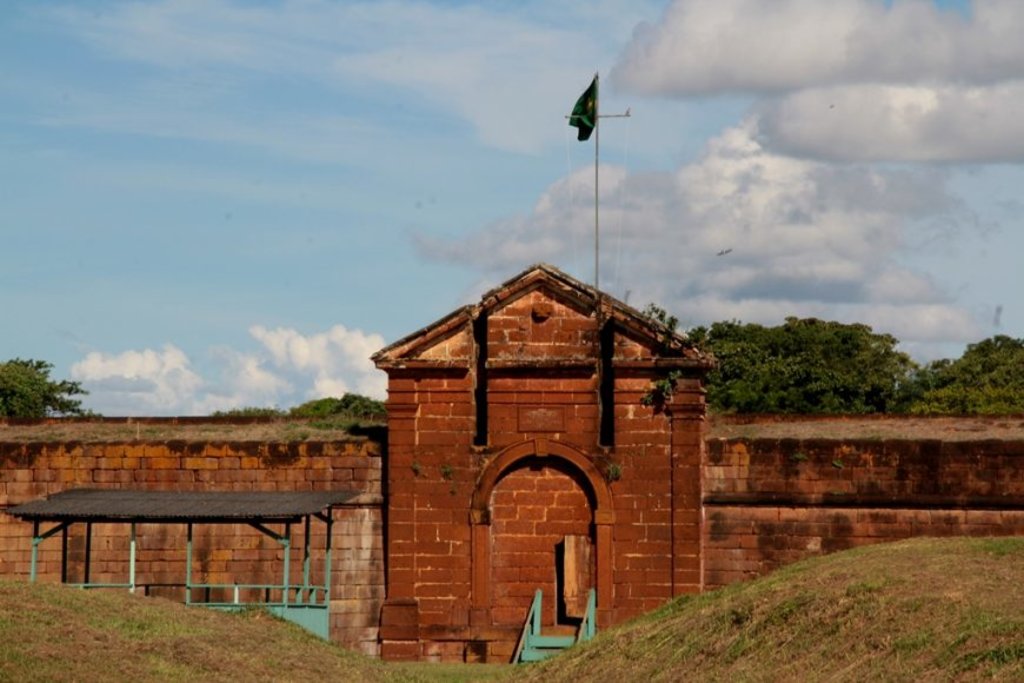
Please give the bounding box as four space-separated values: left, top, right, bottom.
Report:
520 646 563 662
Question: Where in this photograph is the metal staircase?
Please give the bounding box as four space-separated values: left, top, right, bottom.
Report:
515 588 597 663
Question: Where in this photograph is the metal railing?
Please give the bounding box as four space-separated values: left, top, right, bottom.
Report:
577 588 596 643
514 588 598 663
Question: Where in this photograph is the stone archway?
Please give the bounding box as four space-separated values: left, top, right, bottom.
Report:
468 438 614 627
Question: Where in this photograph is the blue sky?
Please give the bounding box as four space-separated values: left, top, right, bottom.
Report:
2 0 1022 415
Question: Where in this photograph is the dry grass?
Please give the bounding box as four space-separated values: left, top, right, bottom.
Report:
4 415 1024 444
0 418 379 443
3 539 1023 681
0 582 395 682
518 537 1024 682
0 582 508 683
708 414 1024 442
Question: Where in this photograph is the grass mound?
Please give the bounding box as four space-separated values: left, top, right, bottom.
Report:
0 582 399 683
3 538 1023 682
521 537 1024 682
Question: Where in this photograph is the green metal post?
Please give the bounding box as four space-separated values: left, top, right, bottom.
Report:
28 522 70 584
61 525 68 584
30 521 39 583
185 523 193 605
282 523 291 607
84 522 92 585
301 515 311 605
324 513 333 605
129 522 137 594
532 590 542 636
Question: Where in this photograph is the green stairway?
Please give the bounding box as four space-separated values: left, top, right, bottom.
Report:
515 588 597 663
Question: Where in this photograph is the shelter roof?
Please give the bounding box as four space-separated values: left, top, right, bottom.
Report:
8 488 358 523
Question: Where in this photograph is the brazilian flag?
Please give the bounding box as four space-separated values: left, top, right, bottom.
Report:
569 76 597 141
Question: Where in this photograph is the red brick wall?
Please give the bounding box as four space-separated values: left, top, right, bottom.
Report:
488 291 596 361
379 353 707 660
487 374 600 450
0 439 384 655
703 438 1024 589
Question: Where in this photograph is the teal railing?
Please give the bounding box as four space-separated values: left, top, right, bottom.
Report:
576 588 596 643
515 588 597 663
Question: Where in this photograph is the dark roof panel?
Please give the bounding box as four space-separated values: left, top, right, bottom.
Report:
8 488 359 522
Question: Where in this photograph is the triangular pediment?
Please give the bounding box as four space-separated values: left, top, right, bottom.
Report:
373 264 711 369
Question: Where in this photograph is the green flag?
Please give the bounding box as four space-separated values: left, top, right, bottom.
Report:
569 76 597 141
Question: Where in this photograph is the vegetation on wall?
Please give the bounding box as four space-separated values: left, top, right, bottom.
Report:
0 358 87 418
288 394 386 420
211 393 386 424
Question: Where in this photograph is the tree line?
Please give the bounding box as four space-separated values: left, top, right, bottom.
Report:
2 318 1023 418
688 318 1024 415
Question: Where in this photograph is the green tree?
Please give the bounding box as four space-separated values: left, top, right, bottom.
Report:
0 359 88 418
210 406 285 418
289 394 385 420
908 335 1024 414
691 318 916 414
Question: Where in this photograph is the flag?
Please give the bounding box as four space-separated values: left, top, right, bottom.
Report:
569 76 597 141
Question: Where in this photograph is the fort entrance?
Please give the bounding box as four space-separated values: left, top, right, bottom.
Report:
373 264 712 661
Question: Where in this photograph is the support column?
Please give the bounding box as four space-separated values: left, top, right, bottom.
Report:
84 522 92 585
129 522 137 594
301 515 311 604
60 525 68 584
29 521 39 583
469 510 490 627
282 523 291 607
669 389 706 596
323 513 333 605
185 523 193 605
595 509 614 626
379 397 421 661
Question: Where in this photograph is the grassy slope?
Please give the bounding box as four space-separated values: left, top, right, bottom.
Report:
2 538 1023 682
521 537 1024 682
0 583 505 683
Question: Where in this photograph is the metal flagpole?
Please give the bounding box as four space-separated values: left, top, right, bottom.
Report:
594 72 600 294
567 72 630 295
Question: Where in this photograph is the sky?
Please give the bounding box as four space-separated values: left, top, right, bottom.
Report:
2 0 1022 416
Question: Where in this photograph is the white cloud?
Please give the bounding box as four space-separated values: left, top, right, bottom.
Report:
756 83 1024 162
69 325 387 416
613 0 1024 95
250 323 386 399
71 345 205 415
418 120 983 348
611 0 1024 162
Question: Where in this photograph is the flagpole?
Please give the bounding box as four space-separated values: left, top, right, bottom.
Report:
594 72 600 295
566 73 628 298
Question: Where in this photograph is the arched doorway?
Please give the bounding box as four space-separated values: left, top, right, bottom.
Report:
469 439 613 627
489 457 593 626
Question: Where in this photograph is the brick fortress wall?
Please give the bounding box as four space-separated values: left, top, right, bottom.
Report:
703 438 1024 589
4 430 1024 660
0 438 384 656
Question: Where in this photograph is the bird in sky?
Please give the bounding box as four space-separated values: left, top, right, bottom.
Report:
716 248 733 256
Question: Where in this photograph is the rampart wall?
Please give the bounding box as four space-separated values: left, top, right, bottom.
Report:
703 438 1024 589
4 429 1024 661
0 438 384 656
